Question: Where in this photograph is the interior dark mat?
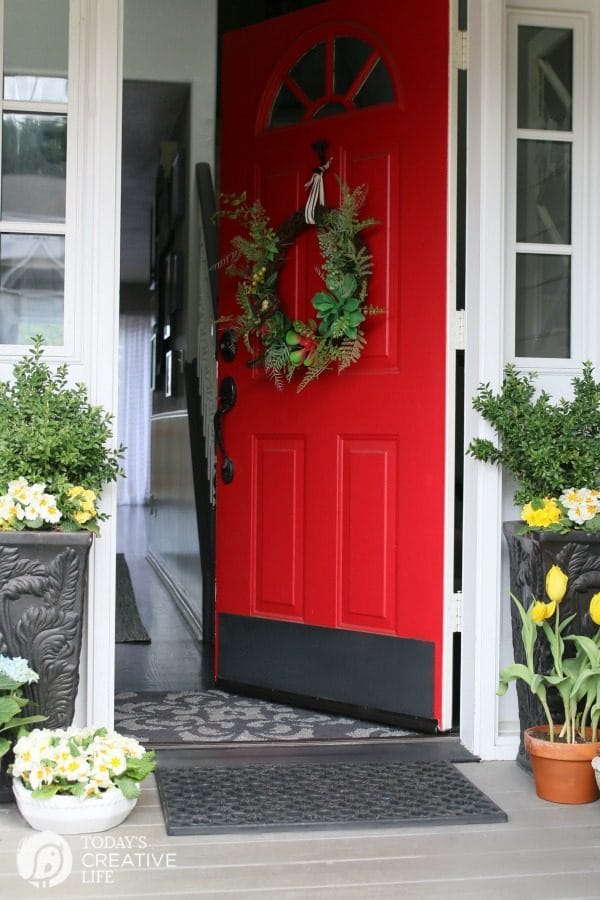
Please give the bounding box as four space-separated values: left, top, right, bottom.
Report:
156 760 507 835
115 553 151 643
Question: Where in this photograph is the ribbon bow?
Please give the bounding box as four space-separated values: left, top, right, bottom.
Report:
304 158 333 224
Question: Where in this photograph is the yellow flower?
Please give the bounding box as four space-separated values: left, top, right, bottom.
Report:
546 565 568 604
530 601 548 623
521 498 562 528
590 593 600 626
73 509 93 525
530 599 556 623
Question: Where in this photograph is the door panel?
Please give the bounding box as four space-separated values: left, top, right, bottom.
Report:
217 0 449 729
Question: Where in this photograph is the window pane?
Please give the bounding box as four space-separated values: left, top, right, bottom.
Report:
290 43 324 102
515 253 570 358
4 76 67 103
3 0 69 102
354 58 394 108
270 84 307 127
334 37 372 95
0 234 64 345
518 26 572 130
314 101 347 119
2 113 67 222
517 140 571 243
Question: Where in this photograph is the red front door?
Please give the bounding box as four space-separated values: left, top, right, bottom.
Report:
216 0 450 730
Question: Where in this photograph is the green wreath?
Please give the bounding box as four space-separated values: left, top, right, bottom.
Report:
218 181 381 392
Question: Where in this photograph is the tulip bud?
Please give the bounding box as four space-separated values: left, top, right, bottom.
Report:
546 565 568 604
590 592 600 626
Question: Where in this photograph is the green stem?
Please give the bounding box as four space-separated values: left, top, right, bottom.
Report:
539 694 555 742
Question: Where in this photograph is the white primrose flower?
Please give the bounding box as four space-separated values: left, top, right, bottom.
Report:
13 726 153 796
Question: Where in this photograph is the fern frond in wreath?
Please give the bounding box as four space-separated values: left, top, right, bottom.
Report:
217 180 382 392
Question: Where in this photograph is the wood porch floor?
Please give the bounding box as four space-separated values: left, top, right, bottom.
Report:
2 759 600 898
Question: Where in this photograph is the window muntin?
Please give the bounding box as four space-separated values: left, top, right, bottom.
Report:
0 0 68 347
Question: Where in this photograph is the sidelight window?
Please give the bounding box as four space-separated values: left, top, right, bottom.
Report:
0 0 69 347
509 20 576 361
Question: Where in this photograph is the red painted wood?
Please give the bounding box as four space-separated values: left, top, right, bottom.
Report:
217 0 449 722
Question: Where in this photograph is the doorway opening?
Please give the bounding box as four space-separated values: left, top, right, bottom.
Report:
114 0 466 749
115 79 208 700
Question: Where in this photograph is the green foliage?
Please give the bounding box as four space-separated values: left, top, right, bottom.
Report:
0 676 46 761
498 594 600 743
218 181 381 391
468 363 600 504
0 336 124 504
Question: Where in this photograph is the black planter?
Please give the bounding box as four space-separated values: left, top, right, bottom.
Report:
0 530 93 731
503 521 600 769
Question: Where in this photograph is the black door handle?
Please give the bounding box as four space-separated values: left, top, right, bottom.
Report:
214 376 237 484
219 328 237 362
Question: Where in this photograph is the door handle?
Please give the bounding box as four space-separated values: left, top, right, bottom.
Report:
219 328 237 362
214 376 237 484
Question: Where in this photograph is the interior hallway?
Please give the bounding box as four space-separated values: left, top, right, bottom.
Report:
115 504 211 693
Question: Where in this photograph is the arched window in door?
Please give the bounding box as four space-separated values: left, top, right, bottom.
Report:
266 34 396 129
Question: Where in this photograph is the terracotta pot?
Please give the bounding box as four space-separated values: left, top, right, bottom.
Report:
524 725 600 804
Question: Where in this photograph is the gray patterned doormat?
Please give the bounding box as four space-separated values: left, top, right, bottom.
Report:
155 760 507 835
114 690 416 744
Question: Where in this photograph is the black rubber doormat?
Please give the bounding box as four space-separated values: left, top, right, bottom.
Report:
156 760 507 835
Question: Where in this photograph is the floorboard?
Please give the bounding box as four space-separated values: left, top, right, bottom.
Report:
3 763 600 898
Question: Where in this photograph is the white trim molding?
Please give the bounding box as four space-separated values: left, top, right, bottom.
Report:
74 0 123 728
462 0 508 759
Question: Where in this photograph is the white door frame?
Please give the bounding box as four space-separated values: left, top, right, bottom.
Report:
74 0 123 727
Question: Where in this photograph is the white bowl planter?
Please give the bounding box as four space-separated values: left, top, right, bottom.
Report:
13 778 137 834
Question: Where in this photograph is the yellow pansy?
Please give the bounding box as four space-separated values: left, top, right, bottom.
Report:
546 565 568 604
590 593 600 626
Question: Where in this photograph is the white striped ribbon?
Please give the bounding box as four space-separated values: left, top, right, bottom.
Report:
304 158 333 224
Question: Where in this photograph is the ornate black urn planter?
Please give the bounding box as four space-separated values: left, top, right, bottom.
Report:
503 521 600 769
0 530 93 730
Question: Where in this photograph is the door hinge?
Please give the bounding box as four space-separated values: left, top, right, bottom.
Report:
453 590 463 633
454 29 468 71
451 308 465 351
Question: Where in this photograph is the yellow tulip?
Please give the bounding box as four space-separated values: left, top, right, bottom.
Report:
530 601 548 623
590 593 600 626
546 565 568 604
543 599 557 619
